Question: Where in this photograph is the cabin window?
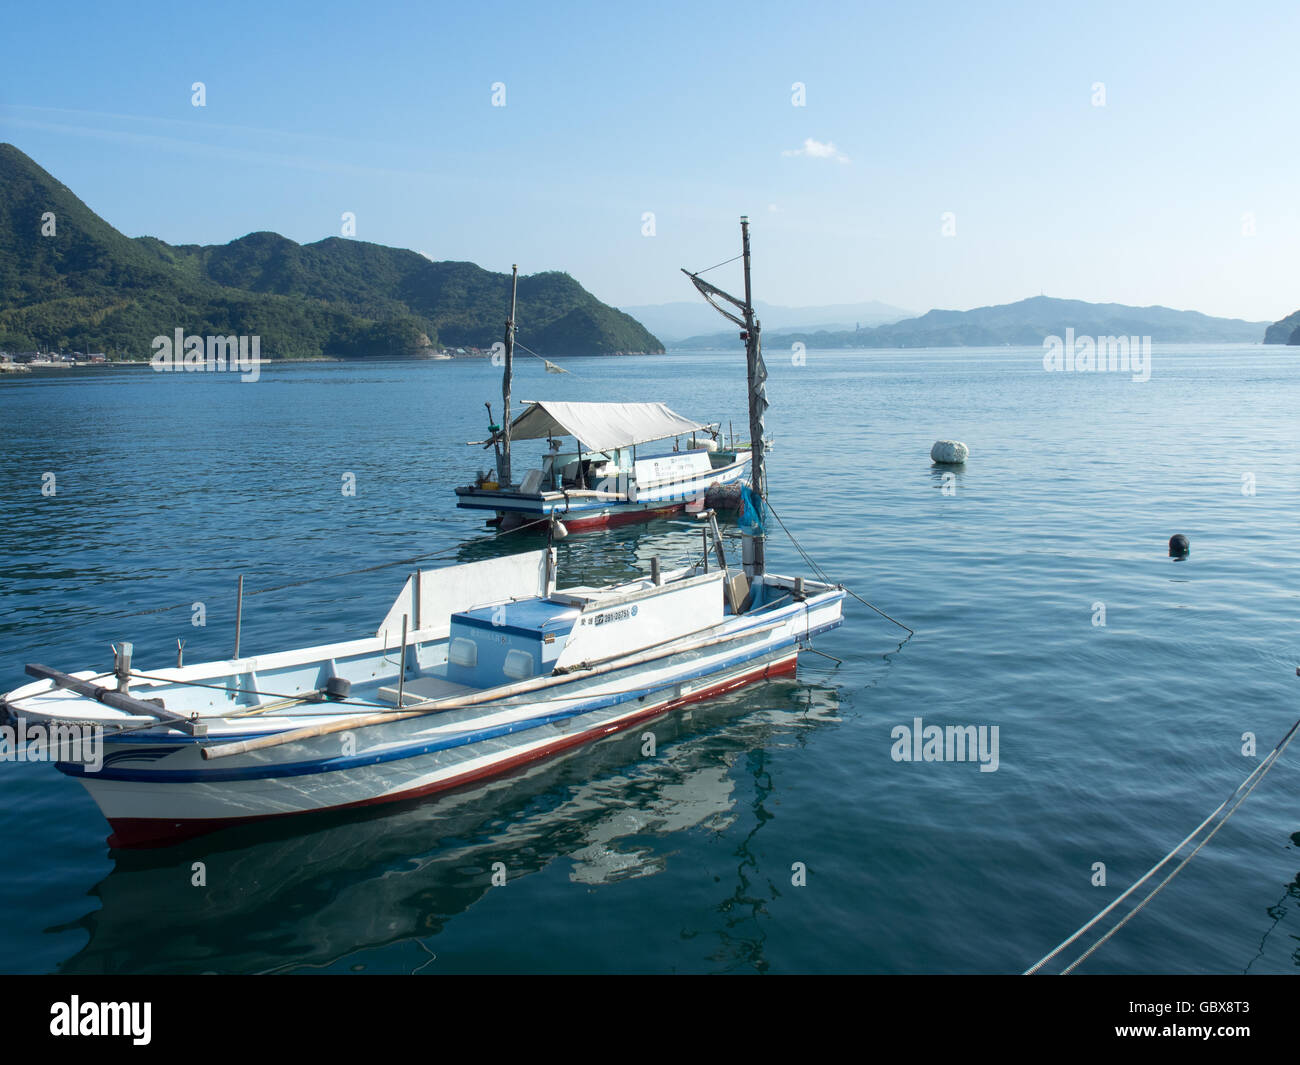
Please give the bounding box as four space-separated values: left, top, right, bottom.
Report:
449 638 477 668
503 649 535 680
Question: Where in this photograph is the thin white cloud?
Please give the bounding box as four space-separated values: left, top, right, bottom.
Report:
8 104 371 147
0 113 435 181
782 137 849 164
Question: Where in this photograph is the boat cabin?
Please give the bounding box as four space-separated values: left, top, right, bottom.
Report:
456 400 751 530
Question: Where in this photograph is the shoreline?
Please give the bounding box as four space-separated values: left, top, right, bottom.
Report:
1 351 664 371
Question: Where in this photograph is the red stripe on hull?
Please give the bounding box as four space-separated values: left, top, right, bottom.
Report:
562 504 684 531
492 492 742 533
104 652 800 849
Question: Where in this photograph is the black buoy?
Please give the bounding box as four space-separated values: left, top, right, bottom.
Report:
1168 534 1189 559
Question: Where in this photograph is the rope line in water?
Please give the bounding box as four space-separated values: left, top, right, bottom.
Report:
763 498 915 636
1025 714 1300 975
840 588 915 637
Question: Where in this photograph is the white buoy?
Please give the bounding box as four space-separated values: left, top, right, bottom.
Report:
931 440 969 465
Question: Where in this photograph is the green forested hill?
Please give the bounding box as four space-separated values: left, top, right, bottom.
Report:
0 144 662 358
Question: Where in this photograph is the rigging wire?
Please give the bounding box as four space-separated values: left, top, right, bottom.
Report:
512 340 570 373
691 253 744 277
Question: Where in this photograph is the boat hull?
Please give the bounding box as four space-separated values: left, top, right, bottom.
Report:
99 653 799 847
56 587 844 848
503 501 688 532
455 454 751 532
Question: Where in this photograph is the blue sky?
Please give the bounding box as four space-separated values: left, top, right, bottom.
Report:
3 0 1297 321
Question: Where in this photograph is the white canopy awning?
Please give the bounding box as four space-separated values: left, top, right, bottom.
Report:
506 401 707 452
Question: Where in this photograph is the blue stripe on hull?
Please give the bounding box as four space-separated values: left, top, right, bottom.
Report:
60 606 843 785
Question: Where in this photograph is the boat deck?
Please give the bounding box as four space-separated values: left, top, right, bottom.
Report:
1 570 837 743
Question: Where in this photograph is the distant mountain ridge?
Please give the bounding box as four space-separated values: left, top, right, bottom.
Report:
674 295 1268 349
0 144 662 358
622 298 912 343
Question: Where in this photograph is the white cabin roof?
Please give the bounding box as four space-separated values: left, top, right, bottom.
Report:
508 401 706 452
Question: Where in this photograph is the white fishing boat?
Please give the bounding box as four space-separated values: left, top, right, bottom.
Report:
0 218 847 848
454 266 751 532
455 399 752 531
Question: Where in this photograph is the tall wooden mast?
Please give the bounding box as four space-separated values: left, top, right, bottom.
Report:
682 216 768 577
500 264 518 487
739 217 767 507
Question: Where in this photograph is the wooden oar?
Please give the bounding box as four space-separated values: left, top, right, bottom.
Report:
24 664 205 736
201 615 789 761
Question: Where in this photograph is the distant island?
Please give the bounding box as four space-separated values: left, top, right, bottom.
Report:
0 144 664 359
1263 309 1300 344
6 142 1291 360
672 295 1270 349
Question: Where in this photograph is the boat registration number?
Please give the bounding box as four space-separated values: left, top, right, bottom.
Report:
584 604 638 627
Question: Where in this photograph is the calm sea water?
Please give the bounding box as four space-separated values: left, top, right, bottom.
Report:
1 346 1297 975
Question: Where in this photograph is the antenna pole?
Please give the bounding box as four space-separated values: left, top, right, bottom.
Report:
501 265 518 487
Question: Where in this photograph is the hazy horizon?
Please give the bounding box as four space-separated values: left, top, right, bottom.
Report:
3 1 1297 324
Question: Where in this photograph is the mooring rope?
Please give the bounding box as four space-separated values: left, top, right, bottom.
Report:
1025 713 1300 975
763 498 915 636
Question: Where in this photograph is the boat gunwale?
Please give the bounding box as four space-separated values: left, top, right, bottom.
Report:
58 601 846 783
2 577 843 741
193 585 842 759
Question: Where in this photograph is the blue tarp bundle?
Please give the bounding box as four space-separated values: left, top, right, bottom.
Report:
738 485 766 537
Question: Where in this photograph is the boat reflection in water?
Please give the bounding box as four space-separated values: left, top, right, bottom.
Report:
53 676 842 974
454 511 728 584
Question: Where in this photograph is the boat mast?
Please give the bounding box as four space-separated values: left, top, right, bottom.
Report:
500 264 518 487
681 216 768 578
739 217 767 576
